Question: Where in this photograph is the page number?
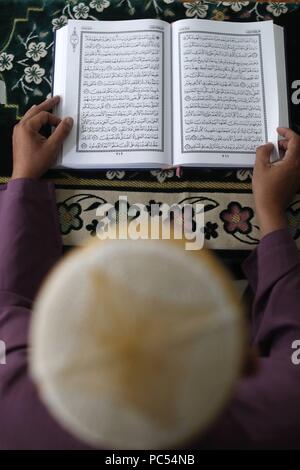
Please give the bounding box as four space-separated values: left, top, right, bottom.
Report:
115 152 124 156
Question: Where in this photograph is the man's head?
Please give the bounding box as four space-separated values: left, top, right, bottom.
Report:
30 237 245 449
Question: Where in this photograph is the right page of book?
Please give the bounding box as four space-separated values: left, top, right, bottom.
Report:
172 19 288 167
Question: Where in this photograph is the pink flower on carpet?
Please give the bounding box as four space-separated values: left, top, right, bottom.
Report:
220 202 253 234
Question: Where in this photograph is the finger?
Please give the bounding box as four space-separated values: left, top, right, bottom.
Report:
22 96 60 121
47 117 73 152
277 130 300 162
277 127 298 141
22 104 37 120
255 143 274 167
27 111 61 132
278 140 288 150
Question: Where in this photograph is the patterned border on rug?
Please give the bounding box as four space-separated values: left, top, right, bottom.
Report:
54 187 300 250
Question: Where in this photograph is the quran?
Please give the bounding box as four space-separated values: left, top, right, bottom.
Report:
53 18 289 169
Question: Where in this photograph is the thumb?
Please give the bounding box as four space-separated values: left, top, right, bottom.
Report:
255 142 274 167
47 117 73 152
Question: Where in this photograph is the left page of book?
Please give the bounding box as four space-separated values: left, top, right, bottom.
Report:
53 19 171 169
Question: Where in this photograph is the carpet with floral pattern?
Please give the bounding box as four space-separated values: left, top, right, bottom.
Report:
0 0 300 251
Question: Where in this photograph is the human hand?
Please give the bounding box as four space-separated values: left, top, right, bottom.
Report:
11 96 73 180
252 127 300 236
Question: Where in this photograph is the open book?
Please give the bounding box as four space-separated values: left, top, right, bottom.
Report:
53 18 289 169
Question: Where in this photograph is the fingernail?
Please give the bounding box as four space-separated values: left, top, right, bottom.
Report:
65 117 73 127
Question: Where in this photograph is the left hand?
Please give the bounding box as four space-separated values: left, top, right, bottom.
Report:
12 96 73 180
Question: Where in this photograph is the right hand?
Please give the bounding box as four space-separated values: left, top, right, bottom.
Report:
12 96 73 180
252 127 300 237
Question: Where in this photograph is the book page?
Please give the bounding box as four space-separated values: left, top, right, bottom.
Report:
53 27 68 147
58 19 171 168
274 24 289 133
172 19 283 167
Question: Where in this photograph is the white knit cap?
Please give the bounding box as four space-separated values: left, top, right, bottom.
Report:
30 238 245 449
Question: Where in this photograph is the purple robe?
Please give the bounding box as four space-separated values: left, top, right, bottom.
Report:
0 179 299 449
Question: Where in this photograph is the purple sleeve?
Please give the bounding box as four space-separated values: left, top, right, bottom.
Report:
0 179 61 299
0 179 90 449
199 229 300 449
